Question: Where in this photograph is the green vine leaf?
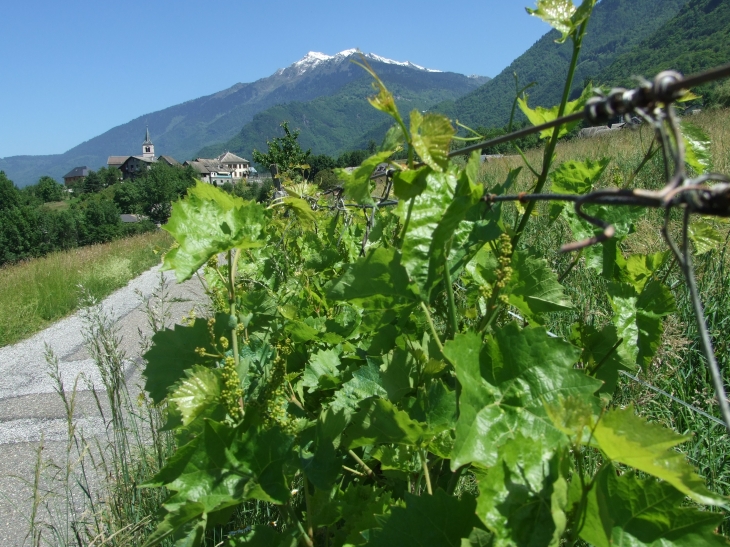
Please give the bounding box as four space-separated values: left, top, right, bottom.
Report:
476 435 569 547
330 362 388 414
689 220 724 255
393 166 430 200
581 467 729 547
549 158 610 220
609 280 675 370
506 250 573 324
326 247 418 307
162 182 267 282
410 111 455 172
443 326 601 469
526 0 596 43
344 397 425 449
335 150 393 206
302 348 343 393
365 490 482 547
169 365 222 426
681 120 712 175
143 314 229 404
517 85 591 138
590 406 726 506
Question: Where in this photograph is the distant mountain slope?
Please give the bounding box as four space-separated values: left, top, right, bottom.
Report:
445 0 687 130
0 51 486 187
597 0 730 86
200 68 488 161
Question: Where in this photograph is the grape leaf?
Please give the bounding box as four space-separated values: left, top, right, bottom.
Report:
570 323 631 395
169 365 222 426
302 348 342 392
326 247 417 307
689 220 723 255
393 166 429 200
517 85 591 139
330 362 388 414
590 406 726 506
301 408 348 491
681 121 712 175
425 152 484 301
143 315 229 404
394 166 459 299
410 111 455 172
333 485 395 547
476 435 568 547
443 326 601 469
609 280 675 370
335 150 393 206
549 158 610 221
526 0 596 43
344 398 425 449
506 250 573 323
163 182 267 282
580 466 728 547
365 490 482 547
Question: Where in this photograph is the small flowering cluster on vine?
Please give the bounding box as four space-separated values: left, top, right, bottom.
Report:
495 233 514 306
221 355 243 420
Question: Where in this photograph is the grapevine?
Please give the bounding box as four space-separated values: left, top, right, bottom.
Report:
139 1 730 546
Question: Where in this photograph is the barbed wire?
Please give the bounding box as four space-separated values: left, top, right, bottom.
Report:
478 67 730 433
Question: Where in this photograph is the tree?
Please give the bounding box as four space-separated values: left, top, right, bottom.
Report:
313 168 340 191
35 176 64 203
0 171 20 211
83 171 103 194
252 121 311 176
308 154 337 179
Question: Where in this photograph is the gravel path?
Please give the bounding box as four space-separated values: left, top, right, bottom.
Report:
0 266 209 546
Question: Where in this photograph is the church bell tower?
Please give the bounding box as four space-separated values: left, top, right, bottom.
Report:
142 126 155 159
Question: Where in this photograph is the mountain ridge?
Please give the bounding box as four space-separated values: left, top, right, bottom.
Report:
2 51 486 187
443 0 688 130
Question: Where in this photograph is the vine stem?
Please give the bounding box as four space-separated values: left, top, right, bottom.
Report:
421 450 433 495
420 302 445 355
228 249 241 371
512 21 587 250
444 244 458 340
348 450 381 482
304 477 314 543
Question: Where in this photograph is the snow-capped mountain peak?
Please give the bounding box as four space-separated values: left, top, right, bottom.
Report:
283 50 442 76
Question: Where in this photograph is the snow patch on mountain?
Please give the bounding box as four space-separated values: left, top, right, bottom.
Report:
284 50 442 75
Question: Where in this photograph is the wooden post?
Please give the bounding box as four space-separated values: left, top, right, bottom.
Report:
269 164 281 191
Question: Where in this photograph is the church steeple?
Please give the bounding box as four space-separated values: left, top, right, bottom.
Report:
142 126 155 159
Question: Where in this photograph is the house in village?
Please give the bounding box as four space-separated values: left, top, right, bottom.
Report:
107 128 180 179
62 166 90 186
184 152 250 185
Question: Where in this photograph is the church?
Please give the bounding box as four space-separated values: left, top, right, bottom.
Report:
107 128 180 179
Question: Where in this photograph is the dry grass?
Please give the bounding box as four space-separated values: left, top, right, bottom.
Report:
0 230 171 347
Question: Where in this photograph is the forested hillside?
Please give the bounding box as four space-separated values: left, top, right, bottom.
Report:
199 72 486 161
445 0 686 129
597 0 730 90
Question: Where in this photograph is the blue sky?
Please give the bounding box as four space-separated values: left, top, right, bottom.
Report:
0 0 550 158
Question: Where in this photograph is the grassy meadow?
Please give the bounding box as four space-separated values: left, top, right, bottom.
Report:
478 107 730 527
0 230 171 347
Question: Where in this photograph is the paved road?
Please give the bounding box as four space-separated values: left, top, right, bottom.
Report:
0 267 209 546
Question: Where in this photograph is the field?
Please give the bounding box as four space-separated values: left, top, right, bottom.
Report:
0 230 171 346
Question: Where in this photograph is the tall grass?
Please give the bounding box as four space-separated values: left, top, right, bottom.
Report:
0 230 171 347
479 107 730 530
29 278 178 546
